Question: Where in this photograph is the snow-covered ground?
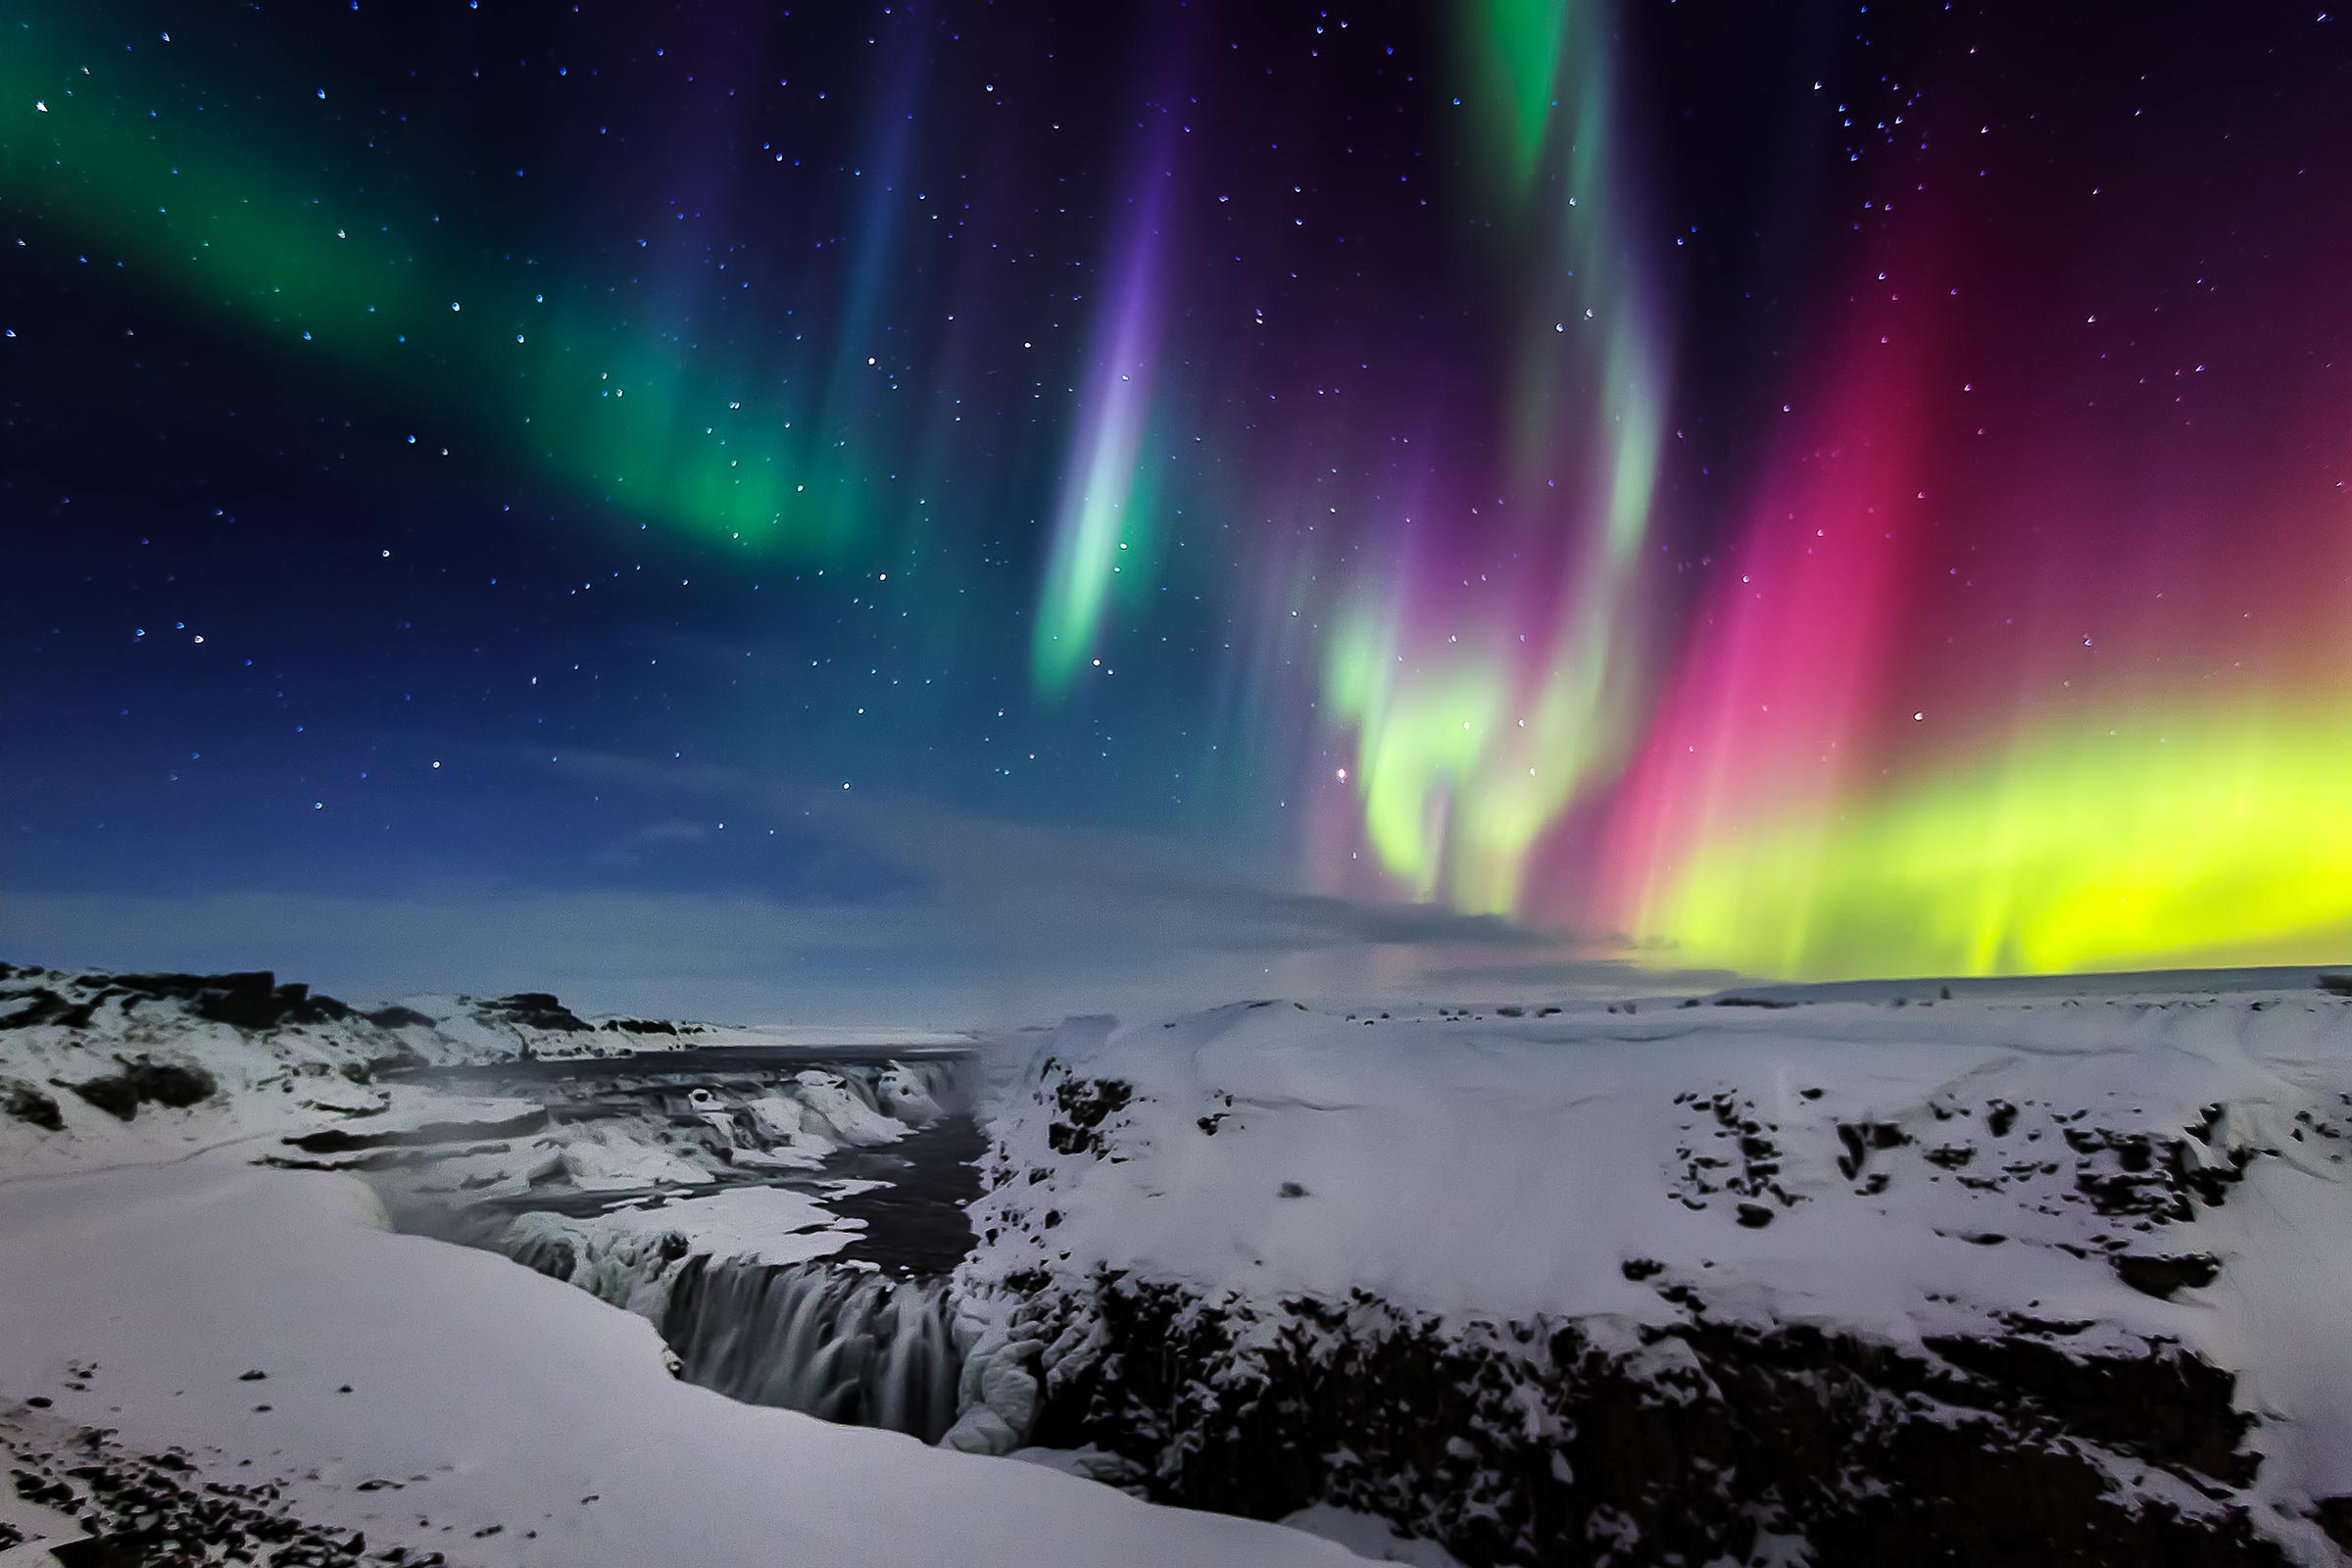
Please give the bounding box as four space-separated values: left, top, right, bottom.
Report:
0 962 968 1186
0 963 1368 1566
0 1156 1363 1567
950 982 2352 1564
8 958 2352 1565
0 965 666 1176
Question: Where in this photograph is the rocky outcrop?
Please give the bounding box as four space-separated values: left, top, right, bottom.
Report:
2 1078 63 1131
998 1273 2282 1568
64 1058 219 1121
4 970 361 1034
477 993 593 1034
4 1423 392 1568
949 999 2352 1565
0 964 679 1164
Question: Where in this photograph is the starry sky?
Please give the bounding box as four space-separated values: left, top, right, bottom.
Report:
3 2 2349 1020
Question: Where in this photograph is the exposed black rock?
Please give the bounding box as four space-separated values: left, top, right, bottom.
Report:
1015 1274 2282 1568
0 990 85 1031
0 969 368 1033
4 1430 387 1568
479 993 593 1032
64 1058 219 1121
1046 1073 1133 1157
284 1107 549 1153
2 1077 64 1131
601 1016 681 1036
1835 1118 1910 1180
2112 1252 2223 1301
2312 1495 2352 1552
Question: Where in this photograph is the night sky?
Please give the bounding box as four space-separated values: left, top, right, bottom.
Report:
4 2 2349 1019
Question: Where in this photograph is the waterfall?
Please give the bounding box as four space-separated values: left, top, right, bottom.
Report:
663 1257 962 1442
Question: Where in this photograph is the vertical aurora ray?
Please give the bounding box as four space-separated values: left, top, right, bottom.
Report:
1302 2 2352 980
1318 0 1669 918
1464 0 1571 202
16 1 2352 986
1031 175 1167 696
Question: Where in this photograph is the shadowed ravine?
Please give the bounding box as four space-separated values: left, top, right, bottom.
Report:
353 1050 984 1444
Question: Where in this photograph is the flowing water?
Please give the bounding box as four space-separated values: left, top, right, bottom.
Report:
352 1046 984 1442
663 1258 960 1440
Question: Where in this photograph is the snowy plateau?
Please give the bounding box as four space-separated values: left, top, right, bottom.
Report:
3 960 2352 1567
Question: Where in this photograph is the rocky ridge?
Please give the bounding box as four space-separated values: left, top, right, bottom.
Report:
947 989 2352 1566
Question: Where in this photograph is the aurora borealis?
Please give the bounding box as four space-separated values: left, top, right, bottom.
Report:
4 0 2350 1004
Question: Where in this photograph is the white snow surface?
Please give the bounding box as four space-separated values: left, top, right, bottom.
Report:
0 1155 1365 1568
1281 1504 1474 1567
0 965 963 1180
958 984 2352 1530
0 970 622 1175
13 960 2352 1560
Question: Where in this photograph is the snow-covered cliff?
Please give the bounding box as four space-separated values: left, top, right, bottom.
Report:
950 982 2352 1565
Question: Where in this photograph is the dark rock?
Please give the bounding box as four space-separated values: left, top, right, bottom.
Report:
600 1016 679 1036
481 993 592 1032
47 1537 148 1567
1018 1274 2282 1568
3 1078 64 1131
0 989 76 1030
65 1074 139 1121
285 1108 548 1153
10 1430 383 1566
1046 1075 1133 1157
2113 1252 2222 1300
2311 1495 2352 1552
66 1059 218 1121
1836 1119 1909 1180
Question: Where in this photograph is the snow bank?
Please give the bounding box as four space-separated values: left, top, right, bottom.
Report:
0 1156 1364 1567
